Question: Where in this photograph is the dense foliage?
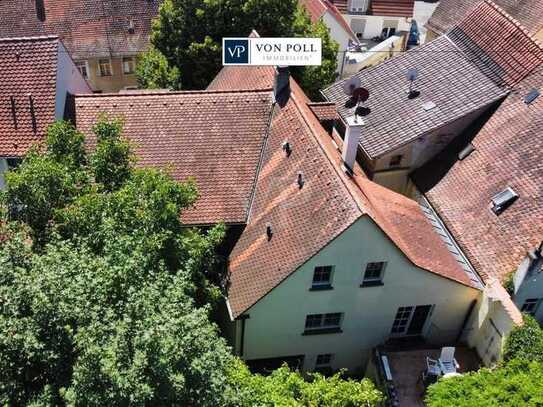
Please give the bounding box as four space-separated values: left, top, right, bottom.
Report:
426 315 543 406
0 120 381 406
136 0 338 99
228 359 383 406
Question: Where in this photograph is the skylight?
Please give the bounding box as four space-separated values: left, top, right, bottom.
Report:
491 187 518 215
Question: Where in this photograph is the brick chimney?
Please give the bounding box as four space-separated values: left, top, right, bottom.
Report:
274 66 290 100
342 115 364 173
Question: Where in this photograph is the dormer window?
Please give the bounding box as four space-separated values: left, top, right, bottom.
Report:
491 187 518 215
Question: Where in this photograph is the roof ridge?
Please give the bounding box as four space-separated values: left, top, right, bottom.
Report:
75 88 274 98
0 35 59 42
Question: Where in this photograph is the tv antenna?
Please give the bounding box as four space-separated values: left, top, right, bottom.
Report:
343 76 361 96
343 76 370 119
406 68 420 99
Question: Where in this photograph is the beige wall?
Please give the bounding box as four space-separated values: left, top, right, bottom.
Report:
79 56 138 93
232 217 479 373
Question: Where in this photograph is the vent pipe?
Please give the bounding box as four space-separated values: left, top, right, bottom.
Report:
342 116 364 174
274 66 290 99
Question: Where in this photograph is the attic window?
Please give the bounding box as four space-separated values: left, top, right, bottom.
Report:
491 187 518 215
458 143 475 160
35 0 46 21
422 101 436 111
524 88 540 104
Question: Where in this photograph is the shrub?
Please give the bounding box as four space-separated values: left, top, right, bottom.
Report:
503 314 543 364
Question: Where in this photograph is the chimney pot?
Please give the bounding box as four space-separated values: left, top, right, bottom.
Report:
342 116 364 174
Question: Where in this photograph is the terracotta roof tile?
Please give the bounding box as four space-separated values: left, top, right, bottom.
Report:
299 0 357 40
74 90 274 225
448 0 543 88
322 35 506 158
416 66 543 282
207 66 275 91
427 0 543 37
226 75 479 318
0 36 60 157
370 0 415 18
0 0 160 59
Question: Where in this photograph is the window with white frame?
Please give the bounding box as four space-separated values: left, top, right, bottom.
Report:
75 60 89 79
391 306 413 334
311 265 333 289
521 298 540 315
122 56 136 74
315 354 333 373
362 262 386 286
98 58 113 77
304 313 343 334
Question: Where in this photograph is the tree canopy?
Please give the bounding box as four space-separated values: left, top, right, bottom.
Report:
0 120 381 406
136 0 339 99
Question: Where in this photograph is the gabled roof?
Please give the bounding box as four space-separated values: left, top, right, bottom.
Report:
427 0 543 37
0 0 160 59
322 35 506 159
74 90 274 225
415 66 543 283
370 0 415 18
322 0 543 159
299 0 357 41
0 36 60 157
221 71 479 318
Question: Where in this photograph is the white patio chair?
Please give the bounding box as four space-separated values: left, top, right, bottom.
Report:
439 347 459 374
425 356 441 377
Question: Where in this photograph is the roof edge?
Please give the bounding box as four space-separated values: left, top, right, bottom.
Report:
75 88 274 98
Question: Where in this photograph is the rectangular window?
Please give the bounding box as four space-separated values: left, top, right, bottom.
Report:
76 60 89 79
389 155 403 167
98 58 112 77
315 354 333 374
391 306 413 335
311 265 333 290
362 262 386 286
122 56 136 74
304 313 343 334
521 298 540 315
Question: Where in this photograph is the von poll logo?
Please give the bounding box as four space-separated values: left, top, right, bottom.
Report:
223 37 322 66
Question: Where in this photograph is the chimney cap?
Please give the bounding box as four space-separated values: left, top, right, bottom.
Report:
346 115 365 127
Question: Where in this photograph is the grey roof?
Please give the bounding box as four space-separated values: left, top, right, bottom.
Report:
322 36 507 159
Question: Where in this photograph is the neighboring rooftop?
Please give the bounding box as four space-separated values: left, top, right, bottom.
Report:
223 73 479 318
0 36 60 157
0 0 160 59
74 90 274 225
369 0 415 17
414 66 543 283
426 0 543 38
322 0 543 159
299 0 357 40
322 35 506 159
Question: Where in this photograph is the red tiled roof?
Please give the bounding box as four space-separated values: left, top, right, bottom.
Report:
419 66 543 283
226 75 478 318
299 0 357 41
74 90 274 225
307 102 339 122
448 0 543 88
207 66 275 92
0 36 60 157
370 0 415 17
331 0 348 13
427 0 543 37
0 0 160 59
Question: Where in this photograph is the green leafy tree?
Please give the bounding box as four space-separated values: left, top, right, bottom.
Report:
503 314 543 364
135 46 181 90
425 359 543 407
137 0 338 96
227 359 383 406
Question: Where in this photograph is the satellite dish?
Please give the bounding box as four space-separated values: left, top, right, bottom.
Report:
407 68 418 82
342 76 361 96
352 87 369 103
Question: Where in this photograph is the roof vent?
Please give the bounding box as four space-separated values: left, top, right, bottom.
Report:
524 88 540 104
491 187 518 215
422 101 436 111
406 68 420 99
297 172 304 189
266 223 273 241
458 143 475 160
282 141 292 157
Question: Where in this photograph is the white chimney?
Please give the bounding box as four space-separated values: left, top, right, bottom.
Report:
342 115 364 173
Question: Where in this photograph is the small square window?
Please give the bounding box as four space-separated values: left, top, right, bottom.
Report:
75 60 89 79
98 58 112 77
521 298 540 315
122 56 136 74
389 155 403 167
362 262 386 286
312 266 333 289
